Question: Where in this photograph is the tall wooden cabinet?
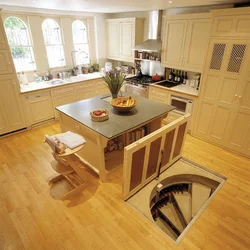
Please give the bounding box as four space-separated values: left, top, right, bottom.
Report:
161 13 212 73
106 18 144 63
193 7 250 157
0 15 26 135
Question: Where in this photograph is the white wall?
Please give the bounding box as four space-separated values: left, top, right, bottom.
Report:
0 4 107 81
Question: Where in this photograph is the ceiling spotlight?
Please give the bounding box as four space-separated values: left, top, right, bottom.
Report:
169 0 172 3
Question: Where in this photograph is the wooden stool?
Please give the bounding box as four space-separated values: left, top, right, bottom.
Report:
45 134 86 199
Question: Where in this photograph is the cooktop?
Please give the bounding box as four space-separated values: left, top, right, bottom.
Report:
126 75 161 86
156 80 181 88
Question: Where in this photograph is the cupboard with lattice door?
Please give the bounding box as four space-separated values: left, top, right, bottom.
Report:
193 38 250 157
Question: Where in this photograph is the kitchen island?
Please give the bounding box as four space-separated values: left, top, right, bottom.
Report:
57 94 174 181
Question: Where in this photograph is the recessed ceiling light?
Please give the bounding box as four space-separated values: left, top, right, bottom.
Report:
169 0 172 3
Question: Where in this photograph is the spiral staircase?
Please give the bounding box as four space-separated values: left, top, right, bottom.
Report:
150 175 220 241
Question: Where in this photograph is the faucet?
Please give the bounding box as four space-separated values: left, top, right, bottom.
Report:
71 49 90 70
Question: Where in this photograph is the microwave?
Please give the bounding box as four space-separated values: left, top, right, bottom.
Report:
170 95 193 115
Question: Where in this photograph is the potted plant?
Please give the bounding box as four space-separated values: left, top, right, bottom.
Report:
103 70 126 99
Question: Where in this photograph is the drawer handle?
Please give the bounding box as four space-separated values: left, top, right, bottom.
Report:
36 95 41 98
7 62 11 65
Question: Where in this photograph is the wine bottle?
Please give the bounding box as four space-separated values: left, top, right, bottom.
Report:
174 70 178 82
168 69 172 81
177 71 181 83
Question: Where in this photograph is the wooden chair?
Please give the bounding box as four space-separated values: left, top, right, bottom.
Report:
44 134 86 199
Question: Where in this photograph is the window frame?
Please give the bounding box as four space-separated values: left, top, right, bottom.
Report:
72 19 91 66
3 15 37 73
41 18 66 70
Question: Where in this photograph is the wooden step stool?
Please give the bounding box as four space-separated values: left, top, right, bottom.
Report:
44 134 86 198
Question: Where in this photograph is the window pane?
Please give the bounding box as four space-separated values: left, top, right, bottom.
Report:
74 44 90 65
46 45 65 68
42 19 62 45
11 46 36 72
4 16 36 72
72 20 88 44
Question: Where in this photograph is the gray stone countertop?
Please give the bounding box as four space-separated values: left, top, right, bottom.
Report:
56 94 175 139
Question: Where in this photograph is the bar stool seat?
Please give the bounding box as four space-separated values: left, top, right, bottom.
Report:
44 133 86 199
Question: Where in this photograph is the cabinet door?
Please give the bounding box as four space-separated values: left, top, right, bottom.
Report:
75 81 94 100
0 75 26 134
149 87 170 104
161 19 187 67
194 40 249 147
224 52 250 157
95 80 109 96
23 91 54 126
183 18 211 72
0 50 13 75
54 94 74 118
0 20 7 50
120 22 134 62
107 21 120 59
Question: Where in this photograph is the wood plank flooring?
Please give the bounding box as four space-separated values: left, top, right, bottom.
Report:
0 122 250 250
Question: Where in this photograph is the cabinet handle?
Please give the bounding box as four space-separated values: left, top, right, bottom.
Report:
13 82 16 85
7 62 11 65
36 95 41 98
238 96 242 99
234 94 238 98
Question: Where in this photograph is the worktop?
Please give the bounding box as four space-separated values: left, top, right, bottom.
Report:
56 94 174 139
151 83 199 97
20 72 103 94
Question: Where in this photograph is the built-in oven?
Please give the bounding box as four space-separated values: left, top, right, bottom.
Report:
164 94 193 131
170 95 193 115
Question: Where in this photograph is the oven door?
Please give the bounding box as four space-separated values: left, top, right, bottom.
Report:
170 96 188 115
125 84 148 98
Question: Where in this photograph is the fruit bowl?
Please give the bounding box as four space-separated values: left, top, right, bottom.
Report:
90 109 109 122
111 97 137 113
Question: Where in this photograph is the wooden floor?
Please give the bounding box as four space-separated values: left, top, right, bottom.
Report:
0 122 250 250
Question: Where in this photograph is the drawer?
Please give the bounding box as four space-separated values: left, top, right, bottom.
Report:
151 89 169 98
24 91 51 101
75 83 93 91
53 86 74 96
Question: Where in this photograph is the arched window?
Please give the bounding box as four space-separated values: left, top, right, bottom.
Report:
4 16 36 72
72 20 90 66
42 19 65 68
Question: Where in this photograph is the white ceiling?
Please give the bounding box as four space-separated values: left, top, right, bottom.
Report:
0 0 248 13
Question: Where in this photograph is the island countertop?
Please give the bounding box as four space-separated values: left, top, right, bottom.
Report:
56 94 175 139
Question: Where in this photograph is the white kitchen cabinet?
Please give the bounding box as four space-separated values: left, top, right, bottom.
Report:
149 86 170 104
161 13 211 73
224 69 250 156
52 86 75 119
106 21 120 59
74 81 94 101
0 50 13 75
193 38 250 157
211 8 250 38
161 19 188 68
106 18 144 63
22 90 54 126
0 75 26 135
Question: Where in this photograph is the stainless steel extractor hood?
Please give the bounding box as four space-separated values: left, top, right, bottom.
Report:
133 10 162 52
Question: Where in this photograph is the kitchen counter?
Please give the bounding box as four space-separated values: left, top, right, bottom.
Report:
20 72 103 94
152 83 199 97
57 94 174 139
20 73 136 94
57 93 174 182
